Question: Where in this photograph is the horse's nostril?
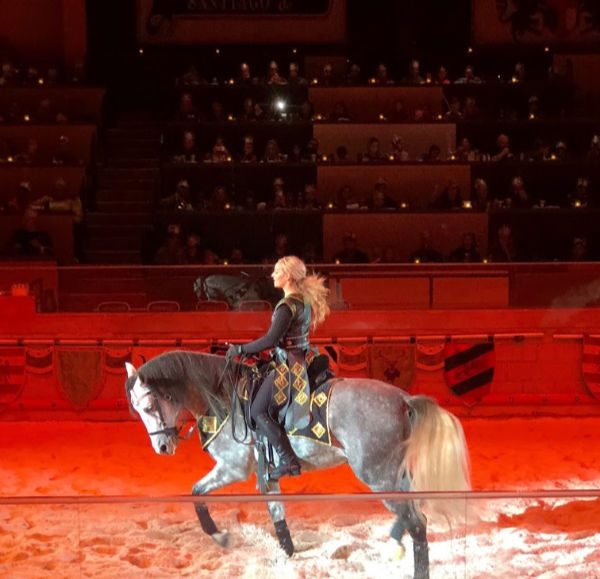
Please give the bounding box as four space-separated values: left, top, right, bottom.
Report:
160 444 168 453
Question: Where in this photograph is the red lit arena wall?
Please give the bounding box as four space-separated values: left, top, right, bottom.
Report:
1 296 600 420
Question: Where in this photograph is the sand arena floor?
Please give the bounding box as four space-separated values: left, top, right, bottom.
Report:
1 416 599 578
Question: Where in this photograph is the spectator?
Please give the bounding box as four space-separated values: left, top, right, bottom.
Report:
239 136 258 163
529 138 551 162
154 224 185 265
289 143 303 163
509 176 534 208
321 63 334 86
159 179 194 211
7 208 53 257
471 178 491 212
569 178 592 208
389 99 410 122
209 100 225 122
434 65 451 84
302 137 320 162
15 138 42 164
462 96 482 120
270 178 288 210
586 135 600 161
444 97 463 120
431 179 463 210
554 140 570 161
206 185 230 211
299 183 321 210
527 95 542 119
335 184 360 210
238 62 254 85
390 135 410 162
488 225 517 262
570 237 588 261
208 136 230 163
345 63 362 85
514 61 527 82
335 145 352 165
402 59 424 84
267 60 286 85
366 178 398 210
183 232 204 264
409 231 443 263
253 102 267 122
361 137 384 163
329 101 352 122
176 92 201 121
173 131 200 163
422 144 442 163
241 190 257 211
228 247 245 264
298 100 315 122
332 232 369 263
448 232 482 262
240 97 255 121
203 249 220 264
263 232 289 263
180 65 204 87
456 137 477 161
288 62 307 87
455 65 483 84
262 139 285 163
491 133 515 162
375 63 394 85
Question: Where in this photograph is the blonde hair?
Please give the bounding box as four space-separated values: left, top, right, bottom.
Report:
276 255 330 329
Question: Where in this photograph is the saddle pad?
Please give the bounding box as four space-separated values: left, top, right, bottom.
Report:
288 378 339 446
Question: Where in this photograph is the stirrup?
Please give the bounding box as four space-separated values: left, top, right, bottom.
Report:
269 458 301 481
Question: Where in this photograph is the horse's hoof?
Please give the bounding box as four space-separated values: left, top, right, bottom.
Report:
395 540 406 560
212 530 233 549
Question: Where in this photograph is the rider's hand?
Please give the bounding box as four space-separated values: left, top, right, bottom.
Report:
226 344 242 362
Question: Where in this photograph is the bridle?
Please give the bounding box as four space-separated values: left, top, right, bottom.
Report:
133 385 197 442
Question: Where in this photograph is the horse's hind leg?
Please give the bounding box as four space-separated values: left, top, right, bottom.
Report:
385 499 429 579
265 480 294 556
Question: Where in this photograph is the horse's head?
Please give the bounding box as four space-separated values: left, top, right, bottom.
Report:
125 361 183 456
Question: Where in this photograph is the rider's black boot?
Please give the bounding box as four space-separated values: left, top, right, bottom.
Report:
254 413 301 480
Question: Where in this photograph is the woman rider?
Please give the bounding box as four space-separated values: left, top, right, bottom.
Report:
227 255 330 480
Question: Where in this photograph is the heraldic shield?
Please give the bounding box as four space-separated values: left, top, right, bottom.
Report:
0 346 26 408
582 335 600 400
55 348 104 408
444 341 495 406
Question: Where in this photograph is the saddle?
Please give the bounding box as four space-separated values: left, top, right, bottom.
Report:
239 354 332 432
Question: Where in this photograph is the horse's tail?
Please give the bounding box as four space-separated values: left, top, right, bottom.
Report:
400 395 471 494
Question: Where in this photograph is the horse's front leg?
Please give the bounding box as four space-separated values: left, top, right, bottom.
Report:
265 479 294 556
192 459 253 548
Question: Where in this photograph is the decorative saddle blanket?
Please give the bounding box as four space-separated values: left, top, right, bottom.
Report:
198 373 339 450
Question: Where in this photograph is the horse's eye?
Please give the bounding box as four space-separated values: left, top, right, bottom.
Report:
144 404 154 413
164 394 172 402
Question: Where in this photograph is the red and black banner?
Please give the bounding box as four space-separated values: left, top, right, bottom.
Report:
444 342 495 405
582 335 600 400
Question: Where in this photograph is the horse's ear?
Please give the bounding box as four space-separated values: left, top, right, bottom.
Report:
125 362 137 377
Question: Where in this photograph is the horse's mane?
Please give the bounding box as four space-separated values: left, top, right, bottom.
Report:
130 351 232 415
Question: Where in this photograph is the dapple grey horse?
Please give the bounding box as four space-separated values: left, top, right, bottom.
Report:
125 350 470 579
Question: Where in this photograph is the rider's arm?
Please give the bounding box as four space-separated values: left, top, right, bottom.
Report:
240 304 293 355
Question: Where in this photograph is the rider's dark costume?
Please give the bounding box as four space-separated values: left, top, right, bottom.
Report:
237 293 312 479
